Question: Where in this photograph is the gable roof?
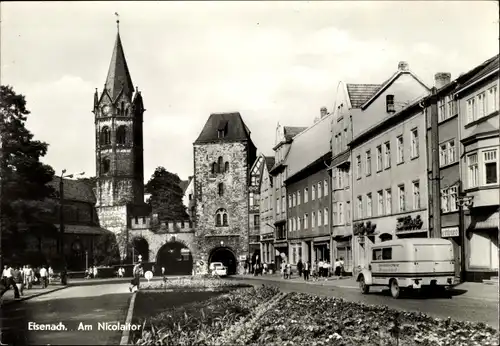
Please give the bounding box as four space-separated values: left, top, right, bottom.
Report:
346 84 381 108
264 156 275 172
48 177 96 204
104 32 134 102
284 126 308 141
455 55 499 94
285 114 333 180
179 180 189 193
194 112 252 144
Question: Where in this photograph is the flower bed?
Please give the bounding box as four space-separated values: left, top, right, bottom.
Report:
133 285 280 345
246 293 499 346
140 276 250 291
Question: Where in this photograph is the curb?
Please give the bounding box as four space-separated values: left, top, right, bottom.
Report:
2 285 70 307
120 292 137 346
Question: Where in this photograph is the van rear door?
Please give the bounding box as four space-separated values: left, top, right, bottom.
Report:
414 243 454 275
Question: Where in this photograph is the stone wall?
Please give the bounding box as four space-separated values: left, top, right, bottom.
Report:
96 205 129 256
193 141 250 267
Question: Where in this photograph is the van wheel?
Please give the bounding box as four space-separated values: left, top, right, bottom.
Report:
359 275 370 294
390 279 400 299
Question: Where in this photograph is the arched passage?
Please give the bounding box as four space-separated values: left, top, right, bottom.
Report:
132 237 149 262
156 242 193 275
209 247 237 275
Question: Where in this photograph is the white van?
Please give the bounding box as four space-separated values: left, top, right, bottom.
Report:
356 238 456 298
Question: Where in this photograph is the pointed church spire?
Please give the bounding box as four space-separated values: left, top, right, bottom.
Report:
104 14 134 102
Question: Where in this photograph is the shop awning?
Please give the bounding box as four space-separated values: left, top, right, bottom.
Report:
395 229 428 236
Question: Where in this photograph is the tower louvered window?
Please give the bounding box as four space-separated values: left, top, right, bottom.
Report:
116 126 127 145
100 127 111 145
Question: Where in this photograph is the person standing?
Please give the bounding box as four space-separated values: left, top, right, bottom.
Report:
303 261 310 281
39 266 48 288
2 265 9 287
0 265 19 299
25 265 34 289
12 266 24 296
297 259 303 278
339 257 345 278
129 262 143 292
48 266 54 284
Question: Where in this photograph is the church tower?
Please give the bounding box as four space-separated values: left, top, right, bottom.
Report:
93 20 145 239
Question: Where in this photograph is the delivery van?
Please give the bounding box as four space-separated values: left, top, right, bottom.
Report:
356 238 455 298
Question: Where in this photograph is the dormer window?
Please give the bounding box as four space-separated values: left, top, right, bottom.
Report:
386 95 395 113
218 130 225 138
217 120 228 138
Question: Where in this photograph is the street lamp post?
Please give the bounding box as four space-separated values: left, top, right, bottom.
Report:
59 170 85 259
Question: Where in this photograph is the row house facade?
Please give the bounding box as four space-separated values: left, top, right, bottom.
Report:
334 61 430 274
248 154 267 258
284 110 333 267
457 56 499 281
268 124 307 268
259 155 276 264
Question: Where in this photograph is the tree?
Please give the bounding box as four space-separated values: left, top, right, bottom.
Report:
0 85 56 264
145 167 188 223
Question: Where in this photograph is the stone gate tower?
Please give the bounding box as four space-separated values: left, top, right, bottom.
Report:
93 22 145 253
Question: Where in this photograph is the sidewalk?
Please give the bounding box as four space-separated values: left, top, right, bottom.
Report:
1 284 68 306
233 273 499 301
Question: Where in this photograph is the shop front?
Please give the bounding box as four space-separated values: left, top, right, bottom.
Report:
274 241 288 270
313 236 330 263
260 233 274 264
333 236 352 275
441 226 462 280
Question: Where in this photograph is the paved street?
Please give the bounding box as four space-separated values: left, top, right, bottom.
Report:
1 282 132 345
231 275 499 329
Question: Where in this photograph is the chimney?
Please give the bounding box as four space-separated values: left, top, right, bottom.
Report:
398 61 409 71
434 72 451 89
320 107 328 118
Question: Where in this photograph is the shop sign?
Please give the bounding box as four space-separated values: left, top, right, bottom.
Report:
441 227 459 237
239 255 247 261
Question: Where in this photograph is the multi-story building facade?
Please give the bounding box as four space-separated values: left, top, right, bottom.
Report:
269 124 307 267
193 112 257 274
284 109 332 266
348 61 430 271
248 154 268 258
456 55 499 281
259 156 276 264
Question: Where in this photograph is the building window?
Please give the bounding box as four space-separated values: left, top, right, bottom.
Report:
438 100 446 122
376 145 383 172
332 169 337 190
297 191 301 205
441 186 458 213
317 182 322 198
211 162 217 174
385 188 392 214
217 129 225 138
397 135 404 164
346 201 351 224
446 96 457 120
413 181 420 210
357 196 363 219
218 183 224 197
356 155 362 179
377 190 384 216
386 94 395 113
224 161 229 173
312 185 316 200
288 194 292 209
304 213 309 229
467 153 479 188
439 139 456 166
101 158 110 174
488 85 498 114
281 197 285 213
100 126 111 145
296 216 300 230
324 208 328 226
276 197 281 214
292 193 296 207
338 168 343 188
384 142 391 169
318 210 322 226
365 150 371 176
116 125 127 145
324 180 328 196
484 149 498 184
398 184 405 212
366 193 372 217
338 202 344 225
332 202 338 225
304 188 309 203
477 92 486 119
467 97 476 123
410 128 419 158
215 209 228 227
312 212 316 227
218 156 224 173
251 176 257 185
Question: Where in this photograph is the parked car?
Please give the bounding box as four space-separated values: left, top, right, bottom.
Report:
209 262 227 277
356 238 455 299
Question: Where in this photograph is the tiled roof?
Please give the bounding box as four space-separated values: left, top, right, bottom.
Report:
284 126 308 141
285 114 333 179
179 180 189 193
54 224 109 235
346 84 381 108
104 32 134 101
48 177 96 204
265 156 275 172
457 55 499 92
194 112 252 144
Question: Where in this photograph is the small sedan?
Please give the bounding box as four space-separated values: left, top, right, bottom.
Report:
209 262 227 277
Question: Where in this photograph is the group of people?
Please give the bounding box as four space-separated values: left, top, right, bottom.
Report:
1 265 54 299
85 266 99 279
243 260 271 276
286 257 346 281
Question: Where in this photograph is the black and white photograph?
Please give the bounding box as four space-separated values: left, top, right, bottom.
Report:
1 1 499 345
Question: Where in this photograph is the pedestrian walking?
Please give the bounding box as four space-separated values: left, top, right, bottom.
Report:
1 265 9 288
318 259 324 277
339 257 345 278
12 266 24 296
0 265 19 299
334 258 341 277
297 259 303 278
48 266 54 284
39 266 48 288
93 266 98 279
129 262 143 292
161 267 165 276
25 265 33 289
303 261 310 281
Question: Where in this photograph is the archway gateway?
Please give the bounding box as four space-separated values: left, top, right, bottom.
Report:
209 247 237 275
156 242 193 275
132 237 150 262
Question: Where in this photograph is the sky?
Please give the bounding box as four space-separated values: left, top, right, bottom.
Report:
1 1 498 182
